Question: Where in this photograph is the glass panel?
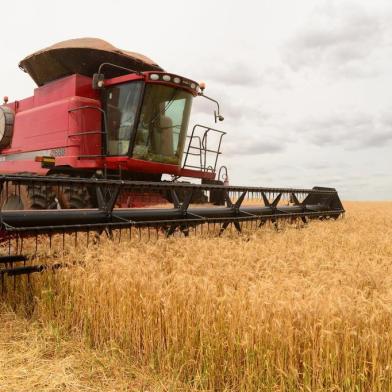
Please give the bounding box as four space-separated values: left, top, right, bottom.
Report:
106 81 143 156
133 85 192 165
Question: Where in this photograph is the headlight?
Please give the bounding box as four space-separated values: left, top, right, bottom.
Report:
150 74 159 80
173 77 181 83
162 74 171 81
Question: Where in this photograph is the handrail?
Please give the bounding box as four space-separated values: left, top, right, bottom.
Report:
183 124 226 173
68 106 107 156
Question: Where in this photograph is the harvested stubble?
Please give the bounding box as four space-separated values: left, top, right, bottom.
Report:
2 201 392 391
0 304 151 392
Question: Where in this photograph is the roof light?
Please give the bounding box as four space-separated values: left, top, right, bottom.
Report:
191 83 196 89
150 74 159 80
162 74 171 81
173 77 181 83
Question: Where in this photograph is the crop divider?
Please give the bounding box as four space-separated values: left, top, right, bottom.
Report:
219 190 248 234
166 189 194 236
96 184 121 215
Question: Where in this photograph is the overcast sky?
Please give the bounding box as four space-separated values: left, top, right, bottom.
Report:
1 0 391 200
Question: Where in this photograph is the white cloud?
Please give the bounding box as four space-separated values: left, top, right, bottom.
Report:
283 1 392 78
295 110 392 149
225 138 286 157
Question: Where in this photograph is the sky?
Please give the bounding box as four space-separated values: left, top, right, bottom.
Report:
0 0 391 200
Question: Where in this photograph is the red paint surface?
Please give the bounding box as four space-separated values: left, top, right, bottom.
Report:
0 73 214 181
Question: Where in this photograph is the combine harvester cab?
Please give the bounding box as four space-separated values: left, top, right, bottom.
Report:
0 38 344 275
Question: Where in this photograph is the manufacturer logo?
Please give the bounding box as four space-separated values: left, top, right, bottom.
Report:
50 148 66 157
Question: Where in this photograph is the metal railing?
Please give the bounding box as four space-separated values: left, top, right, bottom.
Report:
182 124 226 173
68 106 107 158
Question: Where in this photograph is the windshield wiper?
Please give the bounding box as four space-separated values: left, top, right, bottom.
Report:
145 88 179 128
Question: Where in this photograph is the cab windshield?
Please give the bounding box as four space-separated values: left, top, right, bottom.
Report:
133 84 192 165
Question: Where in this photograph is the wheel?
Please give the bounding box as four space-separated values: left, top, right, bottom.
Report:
50 174 94 209
1 183 57 210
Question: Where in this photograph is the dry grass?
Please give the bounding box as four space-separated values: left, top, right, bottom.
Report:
1 201 392 391
0 304 167 391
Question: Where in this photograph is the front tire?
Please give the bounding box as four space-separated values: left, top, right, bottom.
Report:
1 183 57 210
50 174 94 209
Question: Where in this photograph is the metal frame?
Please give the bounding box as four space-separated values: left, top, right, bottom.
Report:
0 174 344 238
182 125 226 173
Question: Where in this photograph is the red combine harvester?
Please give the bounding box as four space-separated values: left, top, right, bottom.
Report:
0 38 229 209
0 38 344 271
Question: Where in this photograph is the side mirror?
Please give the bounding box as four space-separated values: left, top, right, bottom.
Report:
215 111 224 122
92 73 105 89
198 93 225 123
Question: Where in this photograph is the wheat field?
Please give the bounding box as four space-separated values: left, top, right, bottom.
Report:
1 202 392 391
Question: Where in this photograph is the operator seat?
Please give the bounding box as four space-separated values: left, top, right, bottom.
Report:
158 116 174 157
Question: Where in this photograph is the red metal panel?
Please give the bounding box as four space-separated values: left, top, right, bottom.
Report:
5 75 97 115
179 167 215 180
104 157 215 180
34 74 98 106
11 99 70 151
0 160 47 175
1 75 101 161
68 97 102 158
74 75 100 99
104 73 145 87
7 97 34 113
34 77 76 107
